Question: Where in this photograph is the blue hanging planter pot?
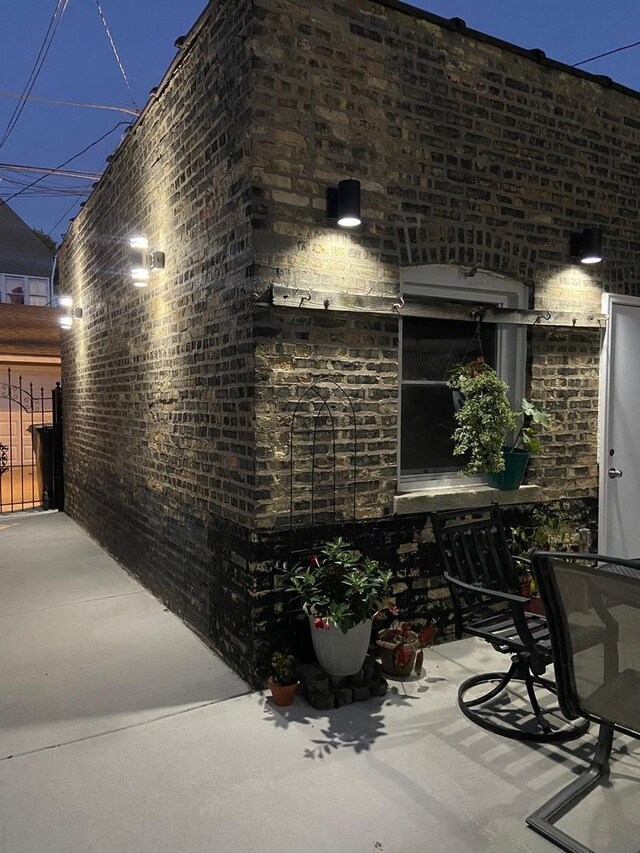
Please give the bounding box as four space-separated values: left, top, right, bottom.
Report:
487 446 530 490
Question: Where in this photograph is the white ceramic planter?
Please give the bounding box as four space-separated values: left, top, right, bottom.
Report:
308 616 373 676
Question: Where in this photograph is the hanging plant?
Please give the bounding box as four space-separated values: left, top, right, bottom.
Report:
447 358 518 475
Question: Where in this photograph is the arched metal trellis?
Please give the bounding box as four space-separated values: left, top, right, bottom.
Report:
288 377 358 554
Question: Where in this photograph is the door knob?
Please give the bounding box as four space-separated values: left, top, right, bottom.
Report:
608 468 623 479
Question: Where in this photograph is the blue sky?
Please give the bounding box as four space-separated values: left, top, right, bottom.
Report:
1 0 639 242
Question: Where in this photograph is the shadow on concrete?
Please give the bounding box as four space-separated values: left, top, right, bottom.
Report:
262 687 417 759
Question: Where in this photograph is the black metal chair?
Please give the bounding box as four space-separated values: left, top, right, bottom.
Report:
432 505 593 742
527 551 640 853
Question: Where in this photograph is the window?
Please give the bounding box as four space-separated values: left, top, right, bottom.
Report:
0 274 51 306
399 266 527 492
26 277 50 306
4 276 24 304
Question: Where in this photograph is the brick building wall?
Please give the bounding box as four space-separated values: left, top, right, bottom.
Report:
250 0 640 519
61 0 640 684
60 0 258 675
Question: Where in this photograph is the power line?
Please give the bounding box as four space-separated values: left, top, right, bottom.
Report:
1 190 89 199
0 163 102 180
0 0 67 148
0 175 92 197
0 173 92 197
1 176 91 191
94 0 139 110
0 91 139 117
0 0 71 150
3 120 130 204
48 197 83 236
0 174 91 189
573 39 640 68
0 178 91 190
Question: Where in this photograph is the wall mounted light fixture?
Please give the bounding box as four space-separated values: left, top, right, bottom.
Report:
570 227 603 265
58 295 83 329
326 179 361 228
129 234 165 287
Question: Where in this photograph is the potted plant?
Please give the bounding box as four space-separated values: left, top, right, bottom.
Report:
448 358 549 489
509 507 588 616
267 651 299 706
286 537 393 677
487 398 551 490
376 620 436 677
448 358 518 477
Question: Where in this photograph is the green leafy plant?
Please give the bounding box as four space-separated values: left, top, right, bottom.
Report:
508 506 587 598
509 506 580 557
377 620 436 675
513 399 551 454
448 358 550 474
270 651 297 686
448 358 518 475
285 537 393 633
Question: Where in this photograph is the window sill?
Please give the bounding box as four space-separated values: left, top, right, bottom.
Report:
393 484 543 516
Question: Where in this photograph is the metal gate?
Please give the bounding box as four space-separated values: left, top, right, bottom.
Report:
0 367 63 514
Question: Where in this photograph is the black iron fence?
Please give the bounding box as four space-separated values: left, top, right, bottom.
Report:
0 367 63 513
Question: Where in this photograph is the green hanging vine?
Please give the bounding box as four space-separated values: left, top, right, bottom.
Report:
448 358 518 476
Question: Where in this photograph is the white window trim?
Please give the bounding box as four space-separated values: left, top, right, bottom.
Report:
0 273 52 306
398 264 528 493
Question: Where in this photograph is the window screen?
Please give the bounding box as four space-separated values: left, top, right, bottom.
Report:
27 277 49 306
401 318 497 475
4 276 25 304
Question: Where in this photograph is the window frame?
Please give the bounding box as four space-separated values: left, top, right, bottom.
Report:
0 273 52 306
398 265 527 493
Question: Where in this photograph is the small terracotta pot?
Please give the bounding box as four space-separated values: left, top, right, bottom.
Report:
376 640 416 677
267 678 298 707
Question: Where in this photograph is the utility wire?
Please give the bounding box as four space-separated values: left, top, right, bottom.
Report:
1 181 90 192
1 191 89 199
48 197 83 236
94 0 139 110
0 90 139 116
0 174 92 197
0 0 70 150
0 174 91 189
0 163 101 180
1 176 91 192
573 39 640 68
3 120 129 204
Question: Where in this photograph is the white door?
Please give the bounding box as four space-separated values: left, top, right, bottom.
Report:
599 293 640 557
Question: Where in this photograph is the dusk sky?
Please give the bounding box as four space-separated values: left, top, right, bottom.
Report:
2 0 639 243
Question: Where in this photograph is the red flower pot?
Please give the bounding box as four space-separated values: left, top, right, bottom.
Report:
267 678 298 707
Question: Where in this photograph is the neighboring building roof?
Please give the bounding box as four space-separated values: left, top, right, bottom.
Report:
0 201 54 278
0 304 61 358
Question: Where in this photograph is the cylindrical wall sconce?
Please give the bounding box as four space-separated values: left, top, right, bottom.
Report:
58 295 82 329
129 234 165 286
326 179 361 228
130 235 150 287
570 227 603 265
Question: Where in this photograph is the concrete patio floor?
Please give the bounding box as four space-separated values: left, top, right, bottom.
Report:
1 512 638 853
